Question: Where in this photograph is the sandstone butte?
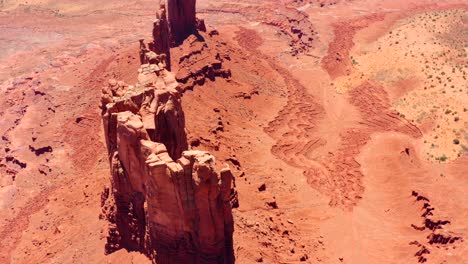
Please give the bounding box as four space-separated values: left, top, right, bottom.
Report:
99 1 237 263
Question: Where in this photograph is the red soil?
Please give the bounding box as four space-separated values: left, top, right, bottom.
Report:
322 13 385 79
0 0 467 263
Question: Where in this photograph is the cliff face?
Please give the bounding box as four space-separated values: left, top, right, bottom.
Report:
149 0 199 68
151 4 171 69
100 6 236 262
164 0 197 45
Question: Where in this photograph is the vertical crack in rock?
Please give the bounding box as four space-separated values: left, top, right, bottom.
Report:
100 3 236 263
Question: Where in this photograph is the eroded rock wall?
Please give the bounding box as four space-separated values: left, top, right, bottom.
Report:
100 34 236 264
151 4 172 69
164 0 197 45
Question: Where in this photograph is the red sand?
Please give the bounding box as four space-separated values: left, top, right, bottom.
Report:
0 0 467 263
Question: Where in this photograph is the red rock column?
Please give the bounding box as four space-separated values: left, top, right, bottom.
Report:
164 0 197 45
100 60 236 263
152 4 172 70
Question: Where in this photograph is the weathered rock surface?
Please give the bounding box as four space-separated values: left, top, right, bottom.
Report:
148 1 206 70
164 0 197 45
175 34 232 91
150 4 172 70
100 34 236 264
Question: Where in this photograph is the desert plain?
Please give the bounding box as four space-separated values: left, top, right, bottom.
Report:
0 0 467 263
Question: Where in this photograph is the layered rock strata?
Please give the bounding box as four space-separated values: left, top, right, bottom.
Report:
100 40 236 264
175 34 232 91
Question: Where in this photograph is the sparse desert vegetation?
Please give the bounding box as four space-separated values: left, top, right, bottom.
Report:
334 9 467 161
0 1 466 264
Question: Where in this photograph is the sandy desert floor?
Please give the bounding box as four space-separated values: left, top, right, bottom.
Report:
0 0 467 263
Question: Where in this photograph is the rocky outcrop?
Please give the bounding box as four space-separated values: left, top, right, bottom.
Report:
100 34 236 264
150 4 171 70
175 34 232 91
164 0 197 45
149 1 205 70
148 0 229 87
409 191 463 263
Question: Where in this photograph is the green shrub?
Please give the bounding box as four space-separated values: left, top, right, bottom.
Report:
439 155 448 162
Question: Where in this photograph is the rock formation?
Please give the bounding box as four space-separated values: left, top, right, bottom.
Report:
145 1 230 91
150 3 171 70
100 11 237 263
175 33 232 91
149 1 204 69
164 0 197 45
